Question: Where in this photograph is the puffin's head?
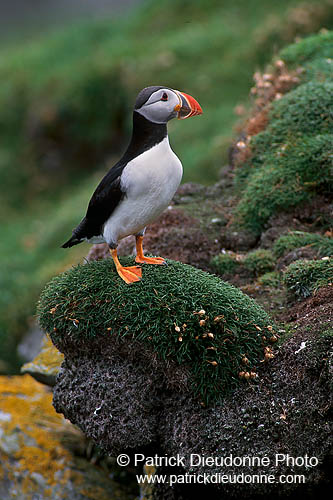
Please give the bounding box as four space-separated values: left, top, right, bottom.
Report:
134 86 202 124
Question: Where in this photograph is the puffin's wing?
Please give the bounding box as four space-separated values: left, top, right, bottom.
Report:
86 162 126 223
62 162 126 247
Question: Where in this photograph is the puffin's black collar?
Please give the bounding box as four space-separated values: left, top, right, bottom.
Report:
121 112 168 165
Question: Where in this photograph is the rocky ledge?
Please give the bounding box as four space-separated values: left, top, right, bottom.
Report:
37 258 332 499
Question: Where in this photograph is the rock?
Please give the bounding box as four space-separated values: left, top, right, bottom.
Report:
173 182 206 204
260 227 285 249
211 165 235 192
0 375 138 500
36 258 332 498
277 245 319 270
86 242 110 262
50 326 332 500
17 322 45 362
21 335 64 386
221 228 258 251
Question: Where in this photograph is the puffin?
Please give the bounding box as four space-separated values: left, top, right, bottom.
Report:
62 86 202 284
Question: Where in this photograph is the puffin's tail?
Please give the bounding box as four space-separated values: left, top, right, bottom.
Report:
62 217 91 248
61 235 82 248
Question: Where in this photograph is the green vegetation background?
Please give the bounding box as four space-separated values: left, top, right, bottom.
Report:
1 0 332 369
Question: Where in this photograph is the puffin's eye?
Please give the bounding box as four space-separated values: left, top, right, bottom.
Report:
161 92 168 101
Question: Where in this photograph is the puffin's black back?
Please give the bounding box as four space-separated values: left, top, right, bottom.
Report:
61 110 167 248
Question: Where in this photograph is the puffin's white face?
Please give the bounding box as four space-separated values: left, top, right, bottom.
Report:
135 88 180 124
135 86 202 124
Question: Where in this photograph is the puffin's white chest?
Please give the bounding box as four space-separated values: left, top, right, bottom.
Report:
103 137 183 244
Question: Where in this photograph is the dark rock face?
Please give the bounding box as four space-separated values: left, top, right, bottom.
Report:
276 246 319 270
52 325 332 500
221 229 258 251
54 342 161 452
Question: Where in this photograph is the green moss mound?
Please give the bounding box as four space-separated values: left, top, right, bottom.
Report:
236 134 332 235
273 231 333 258
211 249 276 277
210 253 241 275
243 249 276 276
241 79 333 171
258 271 281 287
283 257 333 299
280 31 333 77
234 32 333 236
249 81 332 156
37 258 275 405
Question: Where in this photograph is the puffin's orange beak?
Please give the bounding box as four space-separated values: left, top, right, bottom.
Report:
174 91 203 119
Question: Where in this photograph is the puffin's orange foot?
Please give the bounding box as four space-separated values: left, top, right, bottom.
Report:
135 255 166 265
117 265 142 284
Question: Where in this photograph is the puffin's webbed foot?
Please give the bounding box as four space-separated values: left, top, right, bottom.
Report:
110 248 142 284
135 255 166 265
135 235 166 265
117 265 142 284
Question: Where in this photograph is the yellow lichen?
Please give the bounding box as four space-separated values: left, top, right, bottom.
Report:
0 374 125 499
21 335 64 377
79 486 114 500
138 465 156 500
0 375 78 496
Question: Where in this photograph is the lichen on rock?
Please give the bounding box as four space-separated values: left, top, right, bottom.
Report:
0 375 135 499
21 335 64 386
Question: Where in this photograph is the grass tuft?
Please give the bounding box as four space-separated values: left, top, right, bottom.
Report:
283 257 333 299
211 249 276 277
273 231 333 258
243 249 276 276
210 253 241 275
234 32 333 236
258 271 281 287
235 134 333 235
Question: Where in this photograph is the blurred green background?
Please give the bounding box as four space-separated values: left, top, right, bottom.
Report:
1 0 332 371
